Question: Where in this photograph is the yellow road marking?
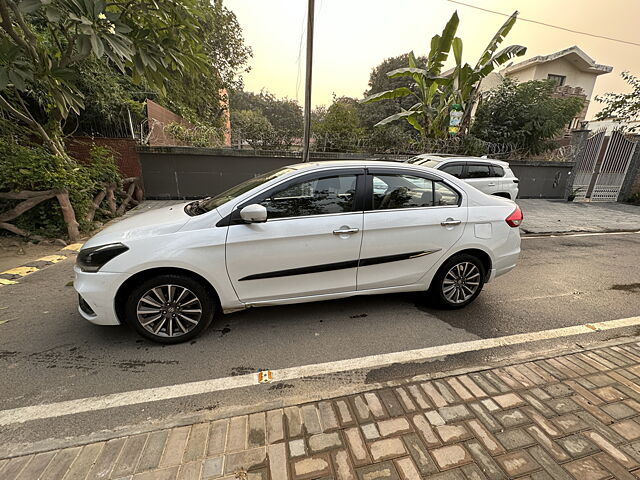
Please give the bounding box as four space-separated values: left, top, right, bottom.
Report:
62 243 83 252
38 255 68 263
0 279 17 285
1 266 39 276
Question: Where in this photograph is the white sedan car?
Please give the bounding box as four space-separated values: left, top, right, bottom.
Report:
408 155 520 200
75 161 522 343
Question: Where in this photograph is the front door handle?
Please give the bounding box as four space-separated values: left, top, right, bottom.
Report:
333 227 359 235
441 219 462 227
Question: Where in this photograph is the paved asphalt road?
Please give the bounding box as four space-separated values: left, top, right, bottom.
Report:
1 233 639 455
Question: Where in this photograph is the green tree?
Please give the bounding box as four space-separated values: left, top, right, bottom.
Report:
0 0 224 239
230 89 302 147
313 96 364 152
160 1 251 127
0 0 208 156
71 57 145 136
361 53 425 130
595 71 640 132
70 1 250 138
230 109 275 148
471 79 585 154
362 11 525 140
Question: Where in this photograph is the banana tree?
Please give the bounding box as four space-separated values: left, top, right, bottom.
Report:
451 11 527 131
361 11 459 139
362 10 526 138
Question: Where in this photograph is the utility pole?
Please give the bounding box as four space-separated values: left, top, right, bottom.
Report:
302 0 315 162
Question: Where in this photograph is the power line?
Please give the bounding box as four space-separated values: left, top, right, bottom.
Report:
447 0 640 47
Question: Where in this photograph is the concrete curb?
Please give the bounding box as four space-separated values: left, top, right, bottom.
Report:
0 243 82 286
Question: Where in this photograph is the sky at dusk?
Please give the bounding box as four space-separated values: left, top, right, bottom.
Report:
225 0 640 119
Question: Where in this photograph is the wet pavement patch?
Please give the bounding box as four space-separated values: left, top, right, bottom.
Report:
212 325 231 337
268 383 294 391
230 366 256 376
610 283 640 293
0 350 17 360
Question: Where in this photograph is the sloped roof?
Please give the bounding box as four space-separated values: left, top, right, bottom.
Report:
501 46 612 76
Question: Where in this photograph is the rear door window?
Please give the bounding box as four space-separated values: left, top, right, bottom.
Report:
491 165 505 177
466 164 493 179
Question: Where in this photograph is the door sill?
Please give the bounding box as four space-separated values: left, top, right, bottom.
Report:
242 283 425 308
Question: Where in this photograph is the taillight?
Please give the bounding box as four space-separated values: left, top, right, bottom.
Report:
505 206 523 227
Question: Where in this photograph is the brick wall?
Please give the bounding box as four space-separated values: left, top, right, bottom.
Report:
67 137 142 178
146 99 194 147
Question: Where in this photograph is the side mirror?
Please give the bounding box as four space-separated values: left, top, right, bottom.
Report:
239 204 267 223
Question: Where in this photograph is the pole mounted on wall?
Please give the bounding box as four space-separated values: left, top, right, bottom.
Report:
302 0 315 162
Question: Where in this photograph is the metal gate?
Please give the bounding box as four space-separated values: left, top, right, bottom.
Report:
572 129 637 202
591 131 638 201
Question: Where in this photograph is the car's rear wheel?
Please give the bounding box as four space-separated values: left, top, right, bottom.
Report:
429 254 485 308
125 274 215 343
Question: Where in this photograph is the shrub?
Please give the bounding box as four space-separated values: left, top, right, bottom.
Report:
472 79 585 155
0 139 121 237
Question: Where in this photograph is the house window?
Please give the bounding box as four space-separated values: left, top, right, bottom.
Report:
548 74 566 86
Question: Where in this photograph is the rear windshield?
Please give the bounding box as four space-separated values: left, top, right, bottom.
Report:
200 167 294 211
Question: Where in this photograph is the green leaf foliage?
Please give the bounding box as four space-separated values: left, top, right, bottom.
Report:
230 90 302 148
0 139 121 236
362 10 525 141
471 79 585 155
0 0 250 153
362 87 414 103
595 72 640 133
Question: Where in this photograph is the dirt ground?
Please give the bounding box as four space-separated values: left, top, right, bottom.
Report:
0 238 67 272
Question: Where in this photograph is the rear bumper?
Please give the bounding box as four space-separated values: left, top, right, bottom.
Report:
487 228 520 282
74 266 129 325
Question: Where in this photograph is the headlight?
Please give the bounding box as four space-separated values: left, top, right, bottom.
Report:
77 243 129 272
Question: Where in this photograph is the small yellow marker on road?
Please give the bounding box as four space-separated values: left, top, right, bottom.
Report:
38 255 68 263
62 243 83 252
258 370 273 383
1 266 39 276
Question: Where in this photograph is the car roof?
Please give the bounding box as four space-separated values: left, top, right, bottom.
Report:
286 160 418 170
411 155 510 167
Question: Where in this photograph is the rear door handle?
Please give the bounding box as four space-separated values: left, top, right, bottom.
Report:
333 227 359 235
487 183 496 187
440 219 462 226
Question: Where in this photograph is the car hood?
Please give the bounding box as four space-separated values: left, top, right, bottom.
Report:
83 203 192 248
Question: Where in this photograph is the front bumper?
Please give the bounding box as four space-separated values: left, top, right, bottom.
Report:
74 266 131 325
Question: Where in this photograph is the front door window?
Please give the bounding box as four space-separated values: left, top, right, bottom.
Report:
261 174 358 218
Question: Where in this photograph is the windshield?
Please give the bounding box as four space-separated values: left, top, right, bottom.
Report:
200 167 295 212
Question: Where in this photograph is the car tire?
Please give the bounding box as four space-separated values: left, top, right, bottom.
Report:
429 254 486 309
124 274 215 344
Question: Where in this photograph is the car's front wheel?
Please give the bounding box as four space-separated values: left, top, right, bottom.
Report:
125 274 215 343
429 254 485 308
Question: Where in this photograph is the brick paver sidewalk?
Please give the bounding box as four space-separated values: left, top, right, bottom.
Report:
6 342 640 479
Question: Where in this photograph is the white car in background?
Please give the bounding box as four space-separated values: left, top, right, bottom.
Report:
408 155 520 200
75 161 522 343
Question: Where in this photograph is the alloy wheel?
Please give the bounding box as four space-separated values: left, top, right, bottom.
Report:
442 262 481 304
136 284 203 338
